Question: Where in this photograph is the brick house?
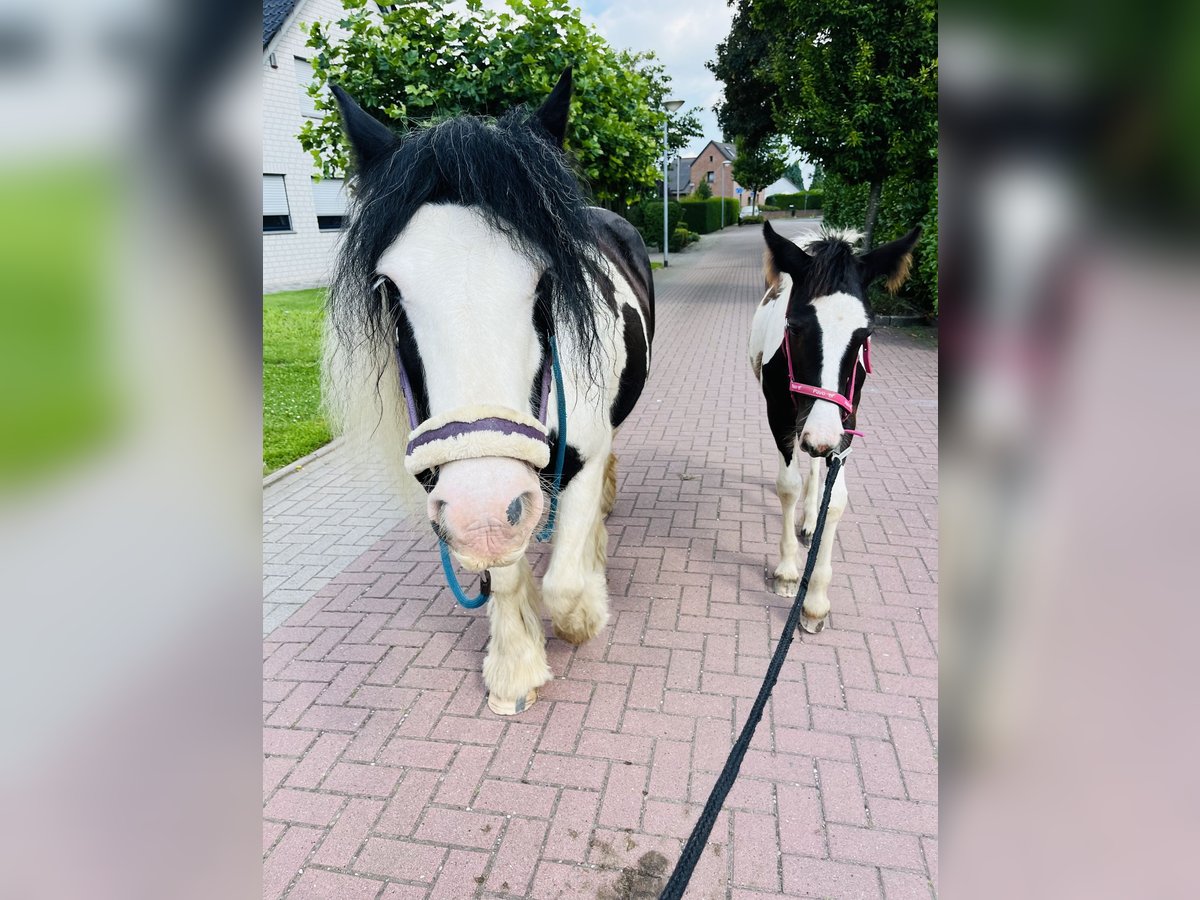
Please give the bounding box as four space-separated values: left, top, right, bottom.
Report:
688 140 749 208
262 0 369 292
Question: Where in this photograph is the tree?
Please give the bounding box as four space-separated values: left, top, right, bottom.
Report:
808 162 825 190
708 1 777 148
732 137 788 212
299 0 701 208
712 0 936 246
783 160 807 190
694 179 713 200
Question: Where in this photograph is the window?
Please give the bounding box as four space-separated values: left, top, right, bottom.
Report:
294 58 321 118
312 177 348 231
708 154 713 162
263 175 291 232
706 171 714 183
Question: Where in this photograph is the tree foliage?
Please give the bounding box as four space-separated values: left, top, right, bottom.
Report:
710 0 936 245
749 0 937 187
299 0 702 207
732 136 788 197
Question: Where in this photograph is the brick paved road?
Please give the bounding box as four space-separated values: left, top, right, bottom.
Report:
263 220 938 899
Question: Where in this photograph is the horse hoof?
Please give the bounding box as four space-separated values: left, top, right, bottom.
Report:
487 689 537 716
799 614 827 634
799 529 812 547
773 577 799 597
553 623 594 646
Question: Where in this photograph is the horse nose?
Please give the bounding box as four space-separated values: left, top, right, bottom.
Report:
800 434 836 457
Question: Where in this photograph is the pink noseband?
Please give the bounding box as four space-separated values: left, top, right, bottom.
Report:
783 334 872 438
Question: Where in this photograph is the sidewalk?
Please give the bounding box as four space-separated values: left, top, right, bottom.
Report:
263 221 938 899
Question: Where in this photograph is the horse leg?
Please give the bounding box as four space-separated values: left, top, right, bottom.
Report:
600 451 618 518
543 453 610 645
773 452 804 597
800 456 822 544
800 464 848 633
482 555 551 715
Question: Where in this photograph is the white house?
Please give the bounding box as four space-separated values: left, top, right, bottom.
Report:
262 0 360 292
744 174 803 215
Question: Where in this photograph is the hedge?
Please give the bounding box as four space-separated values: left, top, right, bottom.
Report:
763 190 823 211
821 174 937 316
679 198 740 234
637 200 683 250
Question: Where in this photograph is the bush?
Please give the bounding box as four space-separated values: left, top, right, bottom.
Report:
625 203 646 229
669 226 691 253
821 174 937 316
695 180 713 199
740 214 764 225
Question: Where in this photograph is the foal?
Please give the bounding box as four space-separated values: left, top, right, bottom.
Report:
749 222 920 632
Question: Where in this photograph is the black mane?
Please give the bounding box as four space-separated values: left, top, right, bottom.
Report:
329 105 609 376
795 237 869 313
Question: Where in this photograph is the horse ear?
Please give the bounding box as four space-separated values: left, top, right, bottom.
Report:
763 221 810 279
533 68 573 147
862 226 922 294
330 84 398 170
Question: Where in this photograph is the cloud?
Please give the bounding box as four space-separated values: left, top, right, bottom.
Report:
579 0 735 155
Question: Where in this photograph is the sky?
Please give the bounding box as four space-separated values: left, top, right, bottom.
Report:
576 0 734 158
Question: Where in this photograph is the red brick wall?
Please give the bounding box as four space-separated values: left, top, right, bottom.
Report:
687 143 751 207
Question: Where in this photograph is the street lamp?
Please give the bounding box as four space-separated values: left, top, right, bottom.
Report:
721 160 731 229
662 98 684 267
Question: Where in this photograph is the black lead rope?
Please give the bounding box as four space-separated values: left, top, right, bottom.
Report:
658 452 845 900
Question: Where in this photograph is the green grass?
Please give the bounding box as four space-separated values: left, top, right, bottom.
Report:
651 261 664 270
263 289 331 475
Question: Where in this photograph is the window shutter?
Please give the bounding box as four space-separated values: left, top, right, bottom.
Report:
263 175 289 215
294 58 319 118
311 177 348 216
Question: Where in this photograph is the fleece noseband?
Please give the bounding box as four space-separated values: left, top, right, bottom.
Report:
377 277 556 476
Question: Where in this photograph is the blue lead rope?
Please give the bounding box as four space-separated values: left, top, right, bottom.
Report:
440 336 567 609
536 335 567 543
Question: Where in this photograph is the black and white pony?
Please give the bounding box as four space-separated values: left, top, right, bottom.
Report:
324 70 654 714
749 222 920 632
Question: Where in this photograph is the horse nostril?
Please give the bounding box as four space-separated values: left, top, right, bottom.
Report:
506 494 525 526
430 500 448 541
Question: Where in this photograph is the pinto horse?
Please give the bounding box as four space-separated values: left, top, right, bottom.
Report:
749 222 920 632
323 70 653 715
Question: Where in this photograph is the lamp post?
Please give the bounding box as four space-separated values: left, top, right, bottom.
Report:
721 160 731 229
663 98 684 266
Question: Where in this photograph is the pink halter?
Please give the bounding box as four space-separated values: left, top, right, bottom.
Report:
783 333 872 438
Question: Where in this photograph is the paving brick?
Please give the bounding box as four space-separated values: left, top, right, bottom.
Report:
880 868 935 900
285 869 384 900
321 761 401 798
284 732 351 789
818 758 868 826
433 743 493 806
544 789 600 861
310 797 383 867
415 807 504 850
732 809 781 892
782 855 883 899
264 788 344 827
599 762 648 829
485 817 548 894
375 769 439 837
354 836 446 882
429 848 489 900
828 823 925 871
263 825 321 900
